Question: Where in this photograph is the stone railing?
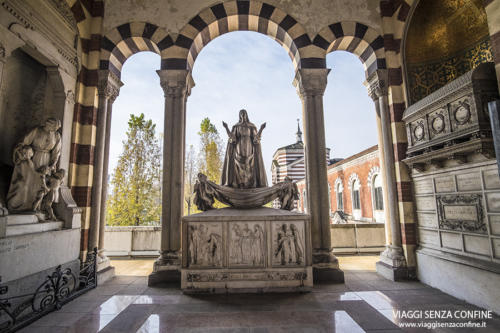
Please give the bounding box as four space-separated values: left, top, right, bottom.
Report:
103 225 161 257
330 223 386 254
104 223 386 257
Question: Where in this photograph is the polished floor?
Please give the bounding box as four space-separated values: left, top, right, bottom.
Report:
20 257 500 332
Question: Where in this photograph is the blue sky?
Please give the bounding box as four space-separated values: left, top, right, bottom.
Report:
110 31 378 180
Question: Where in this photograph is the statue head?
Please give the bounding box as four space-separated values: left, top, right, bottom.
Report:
44 118 61 132
239 109 249 123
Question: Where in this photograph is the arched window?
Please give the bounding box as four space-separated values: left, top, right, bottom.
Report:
335 181 343 212
352 179 361 210
373 175 384 211
328 183 332 212
350 174 362 220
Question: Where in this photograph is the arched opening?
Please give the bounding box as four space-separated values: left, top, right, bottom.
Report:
314 21 390 269
184 30 301 215
404 0 493 104
101 51 163 276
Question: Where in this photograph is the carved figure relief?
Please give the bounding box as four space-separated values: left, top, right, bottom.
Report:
272 222 305 266
6 118 65 219
187 223 223 267
229 222 265 267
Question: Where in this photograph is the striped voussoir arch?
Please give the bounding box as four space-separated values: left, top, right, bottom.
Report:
313 21 386 78
170 0 324 71
380 0 416 268
100 22 172 78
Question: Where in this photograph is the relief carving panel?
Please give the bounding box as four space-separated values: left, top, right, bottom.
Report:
450 96 475 132
456 173 481 191
187 222 223 268
436 194 486 233
272 222 305 267
428 108 449 139
229 222 265 267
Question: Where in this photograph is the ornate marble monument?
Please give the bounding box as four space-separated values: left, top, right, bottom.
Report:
182 110 312 292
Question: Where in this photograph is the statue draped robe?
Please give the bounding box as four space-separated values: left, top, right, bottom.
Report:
221 121 267 188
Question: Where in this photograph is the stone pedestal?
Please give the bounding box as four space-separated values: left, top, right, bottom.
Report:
180 207 313 293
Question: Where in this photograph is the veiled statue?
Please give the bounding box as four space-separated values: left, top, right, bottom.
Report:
6 118 65 219
221 109 267 188
194 110 298 211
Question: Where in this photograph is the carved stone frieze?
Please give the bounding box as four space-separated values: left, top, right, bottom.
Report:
229 222 265 267
187 222 223 268
186 271 308 283
436 194 486 234
97 70 123 101
271 221 305 267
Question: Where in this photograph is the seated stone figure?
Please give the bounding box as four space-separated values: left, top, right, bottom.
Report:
7 146 49 212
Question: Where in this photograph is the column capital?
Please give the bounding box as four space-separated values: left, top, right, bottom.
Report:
98 70 123 102
364 69 388 101
293 68 330 98
157 69 195 98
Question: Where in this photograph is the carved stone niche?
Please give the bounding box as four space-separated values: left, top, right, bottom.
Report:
403 62 499 171
436 194 486 234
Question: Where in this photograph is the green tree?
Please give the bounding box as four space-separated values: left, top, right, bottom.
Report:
106 113 162 226
184 144 198 216
197 117 225 208
198 117 223 183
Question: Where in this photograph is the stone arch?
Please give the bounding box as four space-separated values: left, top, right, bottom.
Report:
334 177 344 192
100 22 172 78
313 21 385 78
367 166 381 188
348 173 361 189
170 1 320 71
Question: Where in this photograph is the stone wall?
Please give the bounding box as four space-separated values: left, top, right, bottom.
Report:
104 223 385 257
103 226 161 257
330 223 386 254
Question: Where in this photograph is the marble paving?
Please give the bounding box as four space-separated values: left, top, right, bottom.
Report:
19 268 500 333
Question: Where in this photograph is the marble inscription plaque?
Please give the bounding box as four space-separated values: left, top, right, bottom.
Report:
489 215 500 236
441 232 462 250
414 179 434 194
416 196 435 211
418 229 439 246
434 176 455 193
486 193 500 212
417 212 438 228
187 222 223 268
272 221 305 267
456 173 481 191
436 194 486 233
483 169 500 190
493 238 500 259
229 222 265 267
443 205 477 221
463 235 490 256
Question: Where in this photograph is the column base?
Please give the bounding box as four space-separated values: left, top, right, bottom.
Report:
312 248 345 283
97 251 115 284
376 245 408 281
148 251 181 286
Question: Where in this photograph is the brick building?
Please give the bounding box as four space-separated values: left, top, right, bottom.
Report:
295 145 384 224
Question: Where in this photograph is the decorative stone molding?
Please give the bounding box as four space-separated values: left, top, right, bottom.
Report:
65 90 75 104
436 194 486 234
157 69 195 98
293 68 330 98
97 70 123 101
364 69 388 101
348 173 361 188
334 177 343 192
367 166 380 188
